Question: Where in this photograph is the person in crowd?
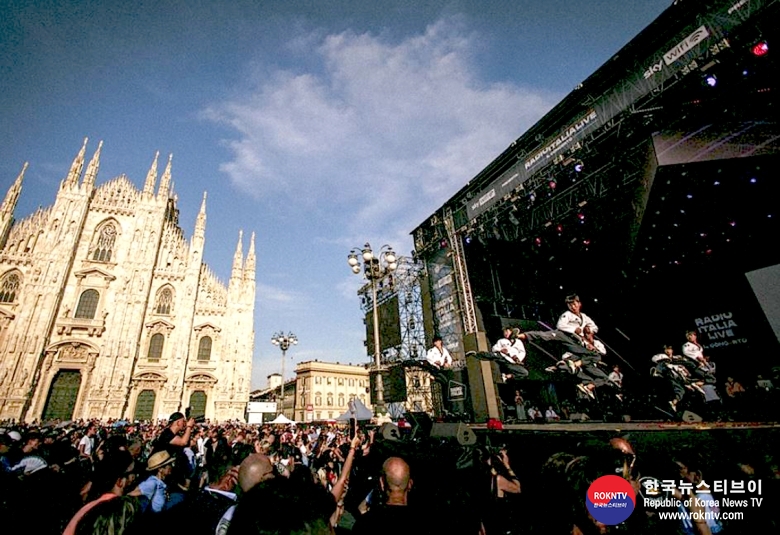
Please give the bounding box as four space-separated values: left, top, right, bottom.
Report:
545 406 560 421
206 427 231 484
64 449 136 535
483 448 521 535
131 450 175 513
352 456 430 535
215 454 276 535
73 495 142 535
227 475 336 535
671 453 724 535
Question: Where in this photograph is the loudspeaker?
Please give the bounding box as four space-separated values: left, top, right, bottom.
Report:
405 411 433 440
682 410 703 423
379 423 402 441
430 422 478 446
369 365 408 403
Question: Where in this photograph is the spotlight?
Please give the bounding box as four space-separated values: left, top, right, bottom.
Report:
583 239 591 246
751 41 769 57
549 180 557 190
750 177 757 183
714 181 720 185
464 236 472 244
529 192 536 203
440 238 448 248
573 160 584 173
534 237 542 246
704 74 717 87
577 213 585 221
556 224 563 233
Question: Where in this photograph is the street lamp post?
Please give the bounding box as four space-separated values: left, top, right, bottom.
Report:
271 332 298 417
347 243 397 415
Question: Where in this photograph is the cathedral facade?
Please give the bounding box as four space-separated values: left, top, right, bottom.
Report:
0 139 255 423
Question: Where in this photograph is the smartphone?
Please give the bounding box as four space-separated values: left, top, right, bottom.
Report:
349 417 357 440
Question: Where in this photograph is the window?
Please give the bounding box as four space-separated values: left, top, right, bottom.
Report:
92 223 117 262
147 333 164 361
326 394 333 406
315 393 322 406
0 272 21 303
349 379 354 387
197 337 212 361
316 412 321 420
358 380 364 388
74 289 99 319
315 377 322 385
327 377 332 385
154 287 173 315
338 394 345 407
338 378 344 386
300 395 305 407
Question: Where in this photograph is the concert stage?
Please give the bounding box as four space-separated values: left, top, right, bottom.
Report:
410 0 780 423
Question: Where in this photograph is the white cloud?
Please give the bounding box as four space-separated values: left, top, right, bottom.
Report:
206 16 558 240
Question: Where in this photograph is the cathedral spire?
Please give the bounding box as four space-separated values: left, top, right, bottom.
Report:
244 231 256 281
143 151 159 197
82 140 103 191
157 153 173 198
231 230 244 277
1 162 27 215
194 191 207 240
63 137 88 189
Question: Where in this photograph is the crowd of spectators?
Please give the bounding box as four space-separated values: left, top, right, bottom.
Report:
1 414 779 534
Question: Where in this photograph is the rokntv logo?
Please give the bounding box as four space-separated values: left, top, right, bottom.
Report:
586 475 636 525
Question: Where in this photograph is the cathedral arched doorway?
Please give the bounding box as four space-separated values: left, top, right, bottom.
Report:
189 390 207 420
134 390 156 421
42 370 82 421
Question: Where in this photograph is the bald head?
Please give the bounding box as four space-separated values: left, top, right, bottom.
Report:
381 457 411 495
238 454 274 493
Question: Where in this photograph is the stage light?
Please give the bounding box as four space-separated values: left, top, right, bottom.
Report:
464 236 472 244
583 239 591 246
577 212 585 221
714 181 720 185
750 177 757 183
729 221 736 227
751 41 769 57
556 224 563 233
440 238 448 248
573 160 584 173
686 194 693 199
549 180 557 190
534 237 542 245
704 74 717 87
529 192 536 203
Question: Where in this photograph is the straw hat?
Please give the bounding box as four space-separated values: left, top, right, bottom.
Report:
146 451 175 471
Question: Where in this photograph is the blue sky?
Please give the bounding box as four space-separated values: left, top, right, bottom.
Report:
0 0 673 390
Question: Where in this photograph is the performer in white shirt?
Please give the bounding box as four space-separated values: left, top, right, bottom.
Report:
556 294 598 341
422 335 454 413
490 327 529 380
425 335 453 369
608 364 623 389
681 331 716 384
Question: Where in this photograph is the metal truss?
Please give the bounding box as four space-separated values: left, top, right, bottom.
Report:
357 256 427 363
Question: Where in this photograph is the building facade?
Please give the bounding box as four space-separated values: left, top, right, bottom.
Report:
294 361 371 422
0 139 255 423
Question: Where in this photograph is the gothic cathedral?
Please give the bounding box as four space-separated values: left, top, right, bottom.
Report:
0 139 255 423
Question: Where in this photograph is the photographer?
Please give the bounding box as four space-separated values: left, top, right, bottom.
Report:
151 412 196 491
